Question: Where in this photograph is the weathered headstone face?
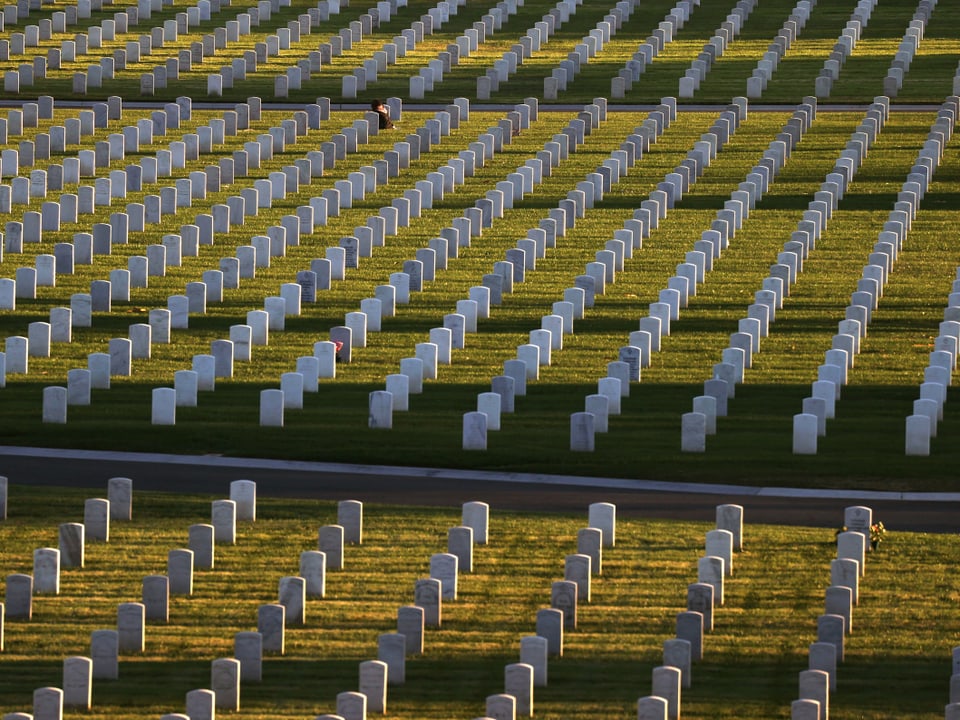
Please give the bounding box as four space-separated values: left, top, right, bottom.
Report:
299 550 325 598
6 573 33 619
117 602 145 653
664 638 692 689
397 605 424 655
91 629 118 680
185 689 216 720
843 505 872 543
687 583 714 632
235 631 262 682
535 608 563 656
705 529 734 576
564 554 591 601
258 603 285 655
587 502 615 547
62 655 93 708
168 549 194 596
377 633 406 685
430 553 458 600
107 477 132 520
278 576 306 625
84 498 110 541
551 580 577 630
359 659 388 713
829 558 859 605
59 522 85 568
319 525 344 570
337 500 362 544
414 577 442 628
188 524 214 569
212 499 237 545
142 574 169 621
809 642 836 691
836 532 865 577
229 480 256 522
505 662 534 716
448 526 473 573
462 501 489 544
715 504 743 551
817 614 845 662
798 669 829 720
33 686 64 720
211 657 240 710
651 665 681 720
697 557 724 606
33 548 60 594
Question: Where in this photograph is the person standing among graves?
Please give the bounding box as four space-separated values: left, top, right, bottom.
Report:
371 99 394 129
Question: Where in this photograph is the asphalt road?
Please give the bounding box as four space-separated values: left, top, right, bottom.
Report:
2 447 958 533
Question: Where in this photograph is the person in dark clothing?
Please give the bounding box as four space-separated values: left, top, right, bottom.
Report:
371 99 394 129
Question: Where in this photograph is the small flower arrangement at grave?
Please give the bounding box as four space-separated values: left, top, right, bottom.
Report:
870 521 886 549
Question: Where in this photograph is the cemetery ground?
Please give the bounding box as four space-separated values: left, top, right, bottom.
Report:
2 480 960 719
1 106 959 488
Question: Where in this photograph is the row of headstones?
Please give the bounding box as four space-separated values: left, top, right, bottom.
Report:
571 98 749 451
2 479 261 719
882 0 935 99
678 0 755 99
610 0 693 99
1 0 106 29
795 96 957 454
906 266 960 454
813 0 876 99
0 0 248 94
729 94 884 452
0 95 125 180
468 502 614 720
569 98 728 448
789 506 874 719
0 478 134 718
415 0 516 101
636 504 743 720
309 501 490 719
362 99 604 435
900 99 960 453
28 99 472 422
480 0 583 102
364 0 464 101
745 0 814 99
681 96 825 451
181 0 349 98
166 5 324 98
338 0 447 100
6 96 352 392
460 93 655 446
539 0 633 102
371 98 628 445
689 93 876 452
196 102 523 427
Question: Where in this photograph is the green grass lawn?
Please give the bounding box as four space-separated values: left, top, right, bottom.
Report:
0 102 957 488
0 484 957 719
